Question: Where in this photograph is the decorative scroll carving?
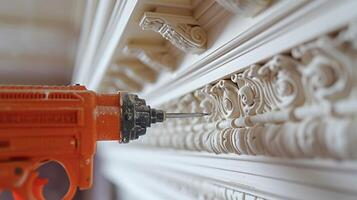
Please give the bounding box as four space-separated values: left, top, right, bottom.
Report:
139 23 357 160
122 44 176 72
215 0 271 16
292 37 354 103
139 12 207 54
254 55 304 110
196 85 221 122
210 117 357 159
231 65 268 116
210 80 241 119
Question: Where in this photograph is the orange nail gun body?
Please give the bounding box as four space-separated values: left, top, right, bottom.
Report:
0 85 207 199
0 85 121 199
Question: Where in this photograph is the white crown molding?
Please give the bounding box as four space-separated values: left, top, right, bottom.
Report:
107 69 143 92
105 162 266 200
142 0 357 107
74 0 305 92
140 24 357 160
73 0 98 83
215 0 271 16
73 0 115 84
110 61 157 84
122 43 176 72
99 145 357 200
87 0 138 90
139 11 207 54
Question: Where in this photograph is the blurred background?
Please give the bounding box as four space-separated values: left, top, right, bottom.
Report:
0 0 82 85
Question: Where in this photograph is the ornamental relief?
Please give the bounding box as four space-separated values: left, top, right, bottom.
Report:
140 12 207 54
139 23 357 160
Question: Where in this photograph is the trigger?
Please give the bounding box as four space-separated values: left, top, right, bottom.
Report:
32 178 48 200
13 172 48 200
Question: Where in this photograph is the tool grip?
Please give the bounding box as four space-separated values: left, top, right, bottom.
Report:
1 159 80 200
12 172 47 200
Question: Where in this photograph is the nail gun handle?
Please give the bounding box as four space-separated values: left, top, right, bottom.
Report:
0 159 80 200
12 171 47 200
0 161 47 200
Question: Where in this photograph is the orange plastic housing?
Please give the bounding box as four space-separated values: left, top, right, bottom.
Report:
0 85 121 200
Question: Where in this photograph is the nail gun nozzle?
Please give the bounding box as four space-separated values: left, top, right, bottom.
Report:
165 112 210 119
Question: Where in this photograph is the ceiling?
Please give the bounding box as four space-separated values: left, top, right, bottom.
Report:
0 0 84 85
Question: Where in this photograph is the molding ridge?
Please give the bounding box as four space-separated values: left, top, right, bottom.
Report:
123 43 176 72
215 0 271 16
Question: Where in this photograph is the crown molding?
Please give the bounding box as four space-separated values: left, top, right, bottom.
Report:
140 23 357 160
122 43 176 72
215 0 271 16
99 145 357 200
142 0 357 107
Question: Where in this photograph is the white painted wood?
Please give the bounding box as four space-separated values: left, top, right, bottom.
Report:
122 43 176 72
139 25 357 159
74 0 114 84
80 0 296 92
144 0 357 107
99 144 357 200
215 0 271 16
139 11 207 54
73 0 357 199
88 0 138 90
142 0 309 106
73 0 98 83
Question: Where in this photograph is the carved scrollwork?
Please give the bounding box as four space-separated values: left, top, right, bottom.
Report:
257 55 305 110
140 12 207 54
232 65 268 116
292 37 353 103
210 80 242 119
260 117 357 159
304 55 349 102
196 84 221 122
336 21 357 50
230 55 304 114
147 117 357 159
139 23 357 160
